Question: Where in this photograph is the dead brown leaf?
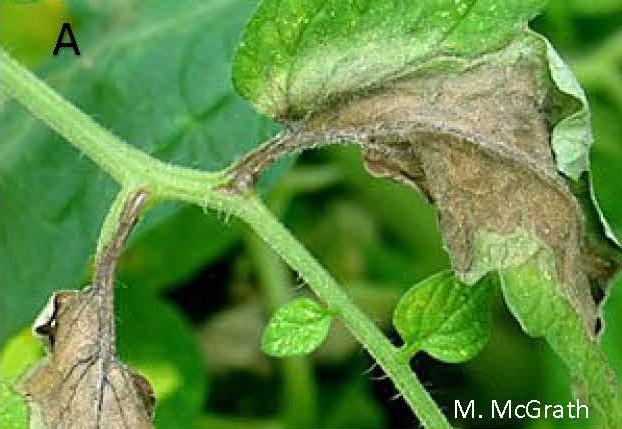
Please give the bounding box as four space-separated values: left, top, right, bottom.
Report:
230 44 619 337
17 191 155 429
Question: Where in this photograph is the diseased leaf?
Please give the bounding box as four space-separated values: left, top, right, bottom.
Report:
233 0 546 119
15 192 159 429
544 37 591 180
6 228 206 428
0 0 278 344
232 1 622 422
287 33 616 333
17 289 155 429
393 271 492 363
261 298 332 357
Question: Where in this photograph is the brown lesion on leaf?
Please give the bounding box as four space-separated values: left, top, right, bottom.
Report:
228 48 620 337
18 191 155 429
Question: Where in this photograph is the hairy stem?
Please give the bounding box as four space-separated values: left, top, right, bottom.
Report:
0 49 227 191
1 48 451 428
238 197 449 427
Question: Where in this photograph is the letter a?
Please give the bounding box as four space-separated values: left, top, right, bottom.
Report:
53 23 80 56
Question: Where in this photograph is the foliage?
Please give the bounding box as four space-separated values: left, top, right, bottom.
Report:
1 0 622 428
261 298 333 357
233 0 546 118
393 272 492 363
233 0 621 424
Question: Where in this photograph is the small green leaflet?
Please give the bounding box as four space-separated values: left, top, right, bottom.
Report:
261 298 333 357
393 271 493 363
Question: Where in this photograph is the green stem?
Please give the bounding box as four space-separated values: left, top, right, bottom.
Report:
237 198 449 428
0 49 227 192
1 48 451 429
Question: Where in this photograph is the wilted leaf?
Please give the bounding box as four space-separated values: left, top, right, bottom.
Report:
393 271 492 363
232 1 622 421
17 289 155 429
261 298 332 357
241 32 619 333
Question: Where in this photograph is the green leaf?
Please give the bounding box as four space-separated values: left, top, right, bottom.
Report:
261 298 332 357
0 328 43 379
0 378 28 429
540 37 621 260
499 254 622 427
0 0 277 344
0 330 42 429
541 38 622 285
544 36 591 181
393 271 493 363
116 283 207 429
233 0 546 119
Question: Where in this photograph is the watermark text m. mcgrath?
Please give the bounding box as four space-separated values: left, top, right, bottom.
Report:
454 399 589 420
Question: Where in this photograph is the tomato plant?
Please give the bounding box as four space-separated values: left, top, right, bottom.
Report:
1 1 621 428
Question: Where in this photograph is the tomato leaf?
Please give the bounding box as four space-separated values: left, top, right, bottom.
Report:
393 271 493 363
500 255 622 427
233 0 546 119
233 2 622 423
261 298 333 357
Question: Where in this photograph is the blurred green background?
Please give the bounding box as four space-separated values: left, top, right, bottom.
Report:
0 1 621 428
